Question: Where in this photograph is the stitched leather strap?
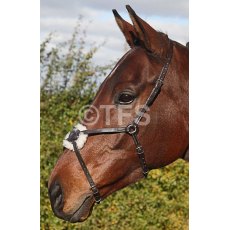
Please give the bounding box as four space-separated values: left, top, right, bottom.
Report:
134 41 173 125
82 127 126 135
125 123 149 176
67 129 102 203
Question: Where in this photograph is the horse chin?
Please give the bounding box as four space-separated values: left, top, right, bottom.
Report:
69 195 95 223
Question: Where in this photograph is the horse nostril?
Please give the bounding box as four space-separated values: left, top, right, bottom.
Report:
54 193 62 209
49 181 63 211
51 182 61 197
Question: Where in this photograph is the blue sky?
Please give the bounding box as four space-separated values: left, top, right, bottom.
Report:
40 0 188 65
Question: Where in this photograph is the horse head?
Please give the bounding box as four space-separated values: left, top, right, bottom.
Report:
48 5 188 223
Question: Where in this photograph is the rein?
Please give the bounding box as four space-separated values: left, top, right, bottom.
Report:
66 41 173 204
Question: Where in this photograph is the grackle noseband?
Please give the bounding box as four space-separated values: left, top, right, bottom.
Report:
66 41 173 204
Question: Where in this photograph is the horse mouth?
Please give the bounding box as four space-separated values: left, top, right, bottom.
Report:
69 195 95 223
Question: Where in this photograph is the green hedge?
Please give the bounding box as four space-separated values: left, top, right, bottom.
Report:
40 24 188 230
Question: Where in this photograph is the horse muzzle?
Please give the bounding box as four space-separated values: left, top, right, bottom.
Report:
48 180 95 222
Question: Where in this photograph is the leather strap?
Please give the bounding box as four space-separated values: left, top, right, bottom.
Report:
126 123 149 177
82 127 126 135
67 129 102 203
134 41 173 125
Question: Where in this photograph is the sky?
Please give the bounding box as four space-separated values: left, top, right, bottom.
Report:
40 0 188 66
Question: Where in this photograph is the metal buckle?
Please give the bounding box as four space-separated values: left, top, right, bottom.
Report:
136 146 144 155
143 169 149 178
91 185 101 204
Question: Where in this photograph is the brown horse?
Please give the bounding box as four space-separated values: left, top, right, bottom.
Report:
48 5 188 223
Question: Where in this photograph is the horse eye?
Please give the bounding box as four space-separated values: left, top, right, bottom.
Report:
117 93 135 104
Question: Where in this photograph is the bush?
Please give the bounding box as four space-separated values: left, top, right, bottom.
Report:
40 22 188 230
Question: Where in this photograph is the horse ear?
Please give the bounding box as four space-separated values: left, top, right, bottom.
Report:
126 5 168 54
112 9 139 48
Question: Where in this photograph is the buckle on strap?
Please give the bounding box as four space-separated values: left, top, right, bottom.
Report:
136 146 144 154
91 185 101 204
136 145 149 177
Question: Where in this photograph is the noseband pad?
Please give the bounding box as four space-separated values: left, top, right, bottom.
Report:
63 124 88 150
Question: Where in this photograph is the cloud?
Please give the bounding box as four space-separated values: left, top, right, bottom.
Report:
41 1 188 65
41 0 188 18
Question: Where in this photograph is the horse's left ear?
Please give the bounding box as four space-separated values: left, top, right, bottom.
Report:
126 5 169 55
112 9 139 48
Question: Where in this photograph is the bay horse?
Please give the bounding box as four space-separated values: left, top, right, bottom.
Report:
48 5 188 223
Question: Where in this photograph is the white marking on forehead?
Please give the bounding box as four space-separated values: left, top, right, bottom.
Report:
63 123 88 151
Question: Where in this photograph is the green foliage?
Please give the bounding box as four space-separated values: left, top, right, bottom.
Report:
40 22 188 230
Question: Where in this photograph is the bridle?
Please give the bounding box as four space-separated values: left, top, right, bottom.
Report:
66 40 173 204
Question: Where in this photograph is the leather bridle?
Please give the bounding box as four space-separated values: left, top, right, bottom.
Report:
66 41 173 204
